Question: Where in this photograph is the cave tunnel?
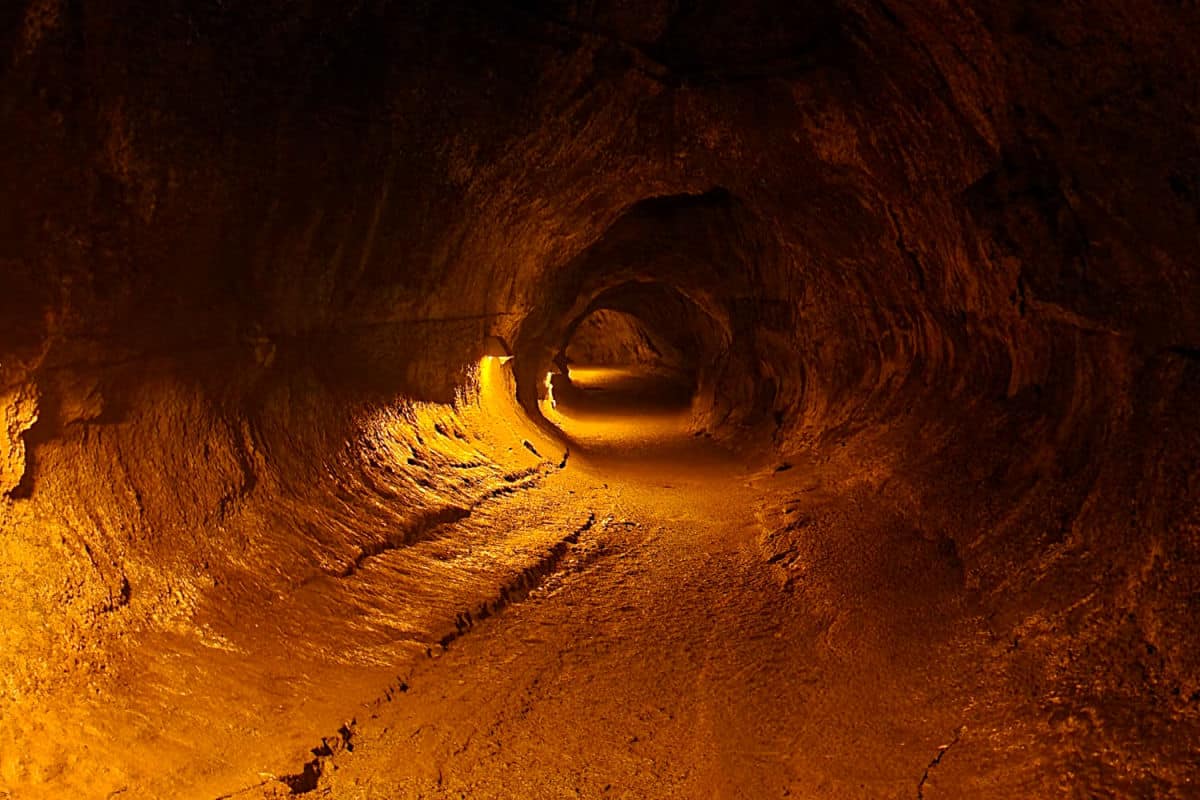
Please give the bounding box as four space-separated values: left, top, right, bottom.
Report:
2 1 1199 797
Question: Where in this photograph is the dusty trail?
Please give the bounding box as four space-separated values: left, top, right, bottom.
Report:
316 396 800 798
299 369 982 799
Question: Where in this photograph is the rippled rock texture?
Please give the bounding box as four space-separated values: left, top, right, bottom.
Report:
1 0 1198 796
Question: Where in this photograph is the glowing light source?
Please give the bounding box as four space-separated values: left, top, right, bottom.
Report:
544 372 557 409
477 355 512 400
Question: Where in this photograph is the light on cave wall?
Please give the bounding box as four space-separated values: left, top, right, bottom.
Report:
476 355 510 400
477 334 514 406
544 371 557 410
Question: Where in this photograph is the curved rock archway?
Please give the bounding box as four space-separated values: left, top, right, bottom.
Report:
2 2 1198 797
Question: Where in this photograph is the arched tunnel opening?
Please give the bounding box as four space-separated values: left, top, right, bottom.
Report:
2 2 1199 798
532 280 727 457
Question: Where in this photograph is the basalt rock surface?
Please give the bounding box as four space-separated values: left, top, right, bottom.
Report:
1 1 1198 797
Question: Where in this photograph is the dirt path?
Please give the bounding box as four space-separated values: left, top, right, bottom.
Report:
249 369 987 799
314 428 811 798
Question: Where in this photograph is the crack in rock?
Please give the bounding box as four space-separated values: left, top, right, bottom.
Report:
241 511 597 797
436 511 597 651
308 467 550 584
917 726 963 799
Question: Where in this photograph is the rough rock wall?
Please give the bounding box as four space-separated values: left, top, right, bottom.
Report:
1 0 1199 794
564 309 679 370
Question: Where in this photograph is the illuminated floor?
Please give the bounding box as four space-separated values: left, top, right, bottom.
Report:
296 366 993 799
6 362 1024 799
543 365 723 468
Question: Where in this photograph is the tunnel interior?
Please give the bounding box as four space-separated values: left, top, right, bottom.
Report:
539 280 718 445
2 1 1199 798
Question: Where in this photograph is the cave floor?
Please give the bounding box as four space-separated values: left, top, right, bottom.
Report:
298 369 996 800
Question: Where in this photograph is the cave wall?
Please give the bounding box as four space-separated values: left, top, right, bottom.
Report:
2 0 1199 793
564 309 679 369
